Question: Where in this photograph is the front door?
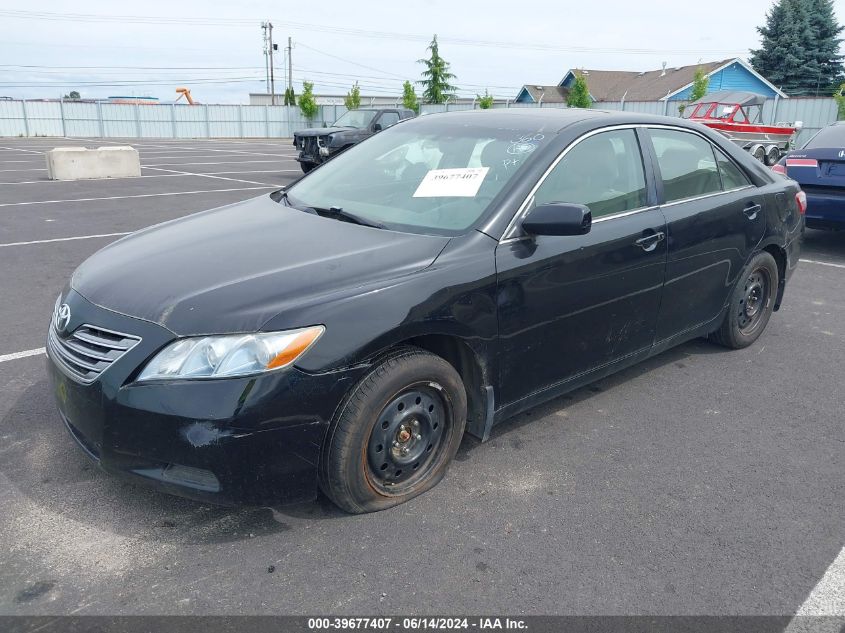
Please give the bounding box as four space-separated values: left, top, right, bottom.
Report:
495 127 667 407
643 127 765 343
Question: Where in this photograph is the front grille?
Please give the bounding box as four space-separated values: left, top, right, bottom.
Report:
303 136 319 156
48 324 140 384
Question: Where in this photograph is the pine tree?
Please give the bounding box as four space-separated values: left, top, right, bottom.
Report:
804 0 845 93
567 74 592 108
417 35 458 104
750 0 841 95
284 87 296 106
402 80 419 113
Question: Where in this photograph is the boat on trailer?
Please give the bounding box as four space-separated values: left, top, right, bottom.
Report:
682 90 801 165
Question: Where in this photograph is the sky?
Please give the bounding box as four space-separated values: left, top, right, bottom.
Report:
1 0 843 104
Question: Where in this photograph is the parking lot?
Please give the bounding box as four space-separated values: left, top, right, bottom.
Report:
0 137 843 617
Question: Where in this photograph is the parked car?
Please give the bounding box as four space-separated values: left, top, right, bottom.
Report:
293 107 416 173
48 109 804 514
773 121 845 230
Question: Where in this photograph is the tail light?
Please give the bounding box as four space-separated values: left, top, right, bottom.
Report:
796 190 807 215
771 163 787 175
786 158 818 168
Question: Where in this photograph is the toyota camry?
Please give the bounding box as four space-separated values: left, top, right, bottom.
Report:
47 109 804 513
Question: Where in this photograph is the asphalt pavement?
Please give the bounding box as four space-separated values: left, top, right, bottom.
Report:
0 137 843 617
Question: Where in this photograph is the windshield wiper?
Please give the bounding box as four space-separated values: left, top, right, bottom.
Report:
312 206 386 229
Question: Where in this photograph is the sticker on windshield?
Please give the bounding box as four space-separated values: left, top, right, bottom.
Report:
413 167 489 198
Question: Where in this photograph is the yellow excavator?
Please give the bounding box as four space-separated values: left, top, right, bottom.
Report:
175 87 197 105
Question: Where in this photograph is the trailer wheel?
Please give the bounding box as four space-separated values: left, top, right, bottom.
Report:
752 145 766 163
765 146 781 166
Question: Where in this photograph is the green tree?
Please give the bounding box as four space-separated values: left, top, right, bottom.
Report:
344 82 361 110
749 0 842 95
835 83 845 119
567 73 592 108
284 87 296 106
804 0 845 93
417 34 457 104
402 80 420 113
298 81 318 121
63 90 81 100
477 90 494 109
690 67 710 101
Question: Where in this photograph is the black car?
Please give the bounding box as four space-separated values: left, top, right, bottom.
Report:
293 108 415 173
47 109 804 514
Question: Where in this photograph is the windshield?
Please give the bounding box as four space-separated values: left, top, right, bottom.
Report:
284 116 555 235
332 110 377 128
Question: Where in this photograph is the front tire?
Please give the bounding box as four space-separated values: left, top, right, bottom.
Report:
710 251 779 349
300 161 317 174
319 347 467 514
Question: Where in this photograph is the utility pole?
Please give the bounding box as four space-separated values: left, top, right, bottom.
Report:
261 22 270 94
268 22 276 105
287 36 293 93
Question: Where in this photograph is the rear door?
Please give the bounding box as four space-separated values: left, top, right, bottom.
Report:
644 127 765 344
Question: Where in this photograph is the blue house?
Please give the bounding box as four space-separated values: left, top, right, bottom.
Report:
515 58 786 104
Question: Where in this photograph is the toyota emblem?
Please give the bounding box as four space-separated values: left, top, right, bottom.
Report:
55 303 71 333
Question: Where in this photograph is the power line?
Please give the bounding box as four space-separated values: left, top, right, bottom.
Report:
0 9 749 56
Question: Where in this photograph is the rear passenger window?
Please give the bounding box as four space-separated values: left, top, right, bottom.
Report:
714 148 751 190
378 112 400 129
650 129 721 203
533 129 647 218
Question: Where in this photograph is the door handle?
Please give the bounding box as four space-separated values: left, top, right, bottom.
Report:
743 203 762 220
634 231 665 252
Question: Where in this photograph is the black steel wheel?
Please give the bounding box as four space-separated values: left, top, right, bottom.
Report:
319 347 467 514
711 251 779 349
365 384 448 495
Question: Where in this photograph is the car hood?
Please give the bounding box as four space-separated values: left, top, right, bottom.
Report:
294 127 354 137
71 194 451 335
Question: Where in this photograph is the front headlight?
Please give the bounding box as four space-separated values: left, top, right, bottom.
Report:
137 326 324 381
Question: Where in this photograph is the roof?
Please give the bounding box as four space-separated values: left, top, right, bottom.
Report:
690 90 767 107
562 59 730 102
516 85 570 103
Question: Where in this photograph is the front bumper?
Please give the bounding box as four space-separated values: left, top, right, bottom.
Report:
46 290 365 506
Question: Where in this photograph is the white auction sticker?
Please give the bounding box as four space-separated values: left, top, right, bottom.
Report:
412 167 489 198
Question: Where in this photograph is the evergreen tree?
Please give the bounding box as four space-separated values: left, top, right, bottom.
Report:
750 0 843 95
402 80 419 113
804 0 845 93
344 82 361 110
417 35 458 104
284 87 296 106
567 74 592 108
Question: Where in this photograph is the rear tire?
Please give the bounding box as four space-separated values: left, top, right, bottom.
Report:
319 347 467 514
710 251 779 349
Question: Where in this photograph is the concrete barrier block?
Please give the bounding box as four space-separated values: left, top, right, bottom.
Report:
46 146 141 181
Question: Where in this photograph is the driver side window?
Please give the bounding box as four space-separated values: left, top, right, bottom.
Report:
533 129 648 218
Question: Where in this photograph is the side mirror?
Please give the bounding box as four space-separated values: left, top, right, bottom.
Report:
372 123 383 132
522 203 592 236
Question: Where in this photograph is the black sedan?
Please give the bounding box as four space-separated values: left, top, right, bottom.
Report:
47 109 804 513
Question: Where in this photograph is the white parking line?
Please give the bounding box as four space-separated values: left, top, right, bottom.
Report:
0 173 188 186
0 232 131 248
140 155 298 161
143 166 279 187
800 259 845 270
0 168 47 173
784 546 845 631
0 348 45 364
143 160 283 167
0 185 274 207
0 146 44 154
